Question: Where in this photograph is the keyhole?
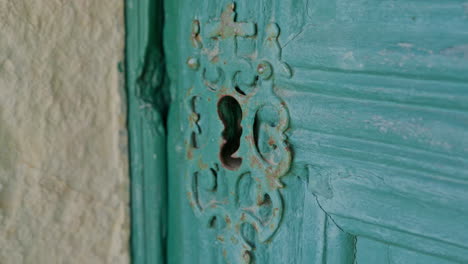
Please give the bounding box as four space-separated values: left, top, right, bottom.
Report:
217 96 243 170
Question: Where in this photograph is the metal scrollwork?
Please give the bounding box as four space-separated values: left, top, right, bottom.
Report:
185 3 292 263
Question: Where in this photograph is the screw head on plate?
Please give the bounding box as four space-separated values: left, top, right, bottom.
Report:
257 61 273 79
187 57 200 70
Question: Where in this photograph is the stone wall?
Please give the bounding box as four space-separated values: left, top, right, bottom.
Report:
0 1 129 263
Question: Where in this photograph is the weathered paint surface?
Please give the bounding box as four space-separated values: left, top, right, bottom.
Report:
164 0 468 263
183 4 293 263
126 0 168 263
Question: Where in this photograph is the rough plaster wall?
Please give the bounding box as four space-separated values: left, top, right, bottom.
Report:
0 1 129 263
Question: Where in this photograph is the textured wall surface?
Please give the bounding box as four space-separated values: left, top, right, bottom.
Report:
0 1 129 263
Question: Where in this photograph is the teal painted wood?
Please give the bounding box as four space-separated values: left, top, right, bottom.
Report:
277 0 468 261
165 0 355 263
126 0 168 263
164 0 468 263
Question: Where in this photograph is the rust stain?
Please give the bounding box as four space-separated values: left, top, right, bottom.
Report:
187 192 196 208
264 168 283 190
191 20 202 48
268 136 275 146
188 112 199 124
211 55 219 63
186 86 194 96
272 207 279 217
256 194 263 205
242 251 251 262
252 222 259 232
217 89 229 99
250 155 261 169
191 35 202 48
187 148 193 160
198 159 209 170
231 236 238 244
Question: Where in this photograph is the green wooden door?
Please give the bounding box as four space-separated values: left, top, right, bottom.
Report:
161 0 468 263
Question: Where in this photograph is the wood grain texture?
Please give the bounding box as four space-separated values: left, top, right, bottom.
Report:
126 0 168 263
164 0 468 263
277 0 468 262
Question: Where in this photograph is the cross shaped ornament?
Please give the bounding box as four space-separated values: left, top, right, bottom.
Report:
206 3 256 39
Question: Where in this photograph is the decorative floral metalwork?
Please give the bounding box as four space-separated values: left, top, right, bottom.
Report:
185 3 292 263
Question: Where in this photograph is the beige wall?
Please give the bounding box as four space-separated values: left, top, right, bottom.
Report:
0 1 129 263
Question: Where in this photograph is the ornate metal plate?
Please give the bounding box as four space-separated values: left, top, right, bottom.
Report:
185 3 293 263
